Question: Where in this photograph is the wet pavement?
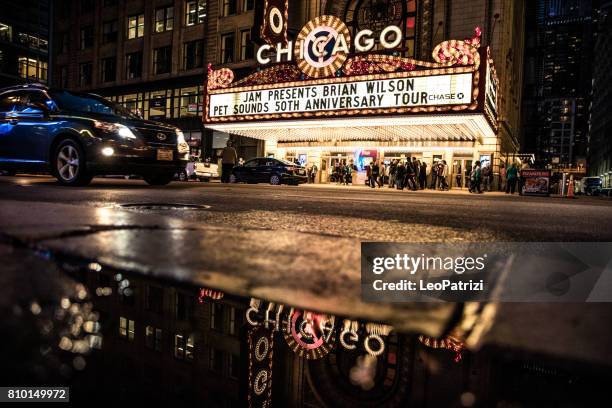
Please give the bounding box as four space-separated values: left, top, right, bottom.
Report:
1 175 612 406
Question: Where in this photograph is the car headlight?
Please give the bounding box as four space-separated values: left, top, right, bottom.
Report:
94 121 137 140
176 128 189 154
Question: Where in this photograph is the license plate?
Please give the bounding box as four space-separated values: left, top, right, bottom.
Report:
157 149 173 161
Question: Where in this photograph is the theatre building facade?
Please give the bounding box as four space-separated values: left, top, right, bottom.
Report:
204 0 525 186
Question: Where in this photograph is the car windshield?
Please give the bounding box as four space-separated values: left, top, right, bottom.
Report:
49 90 139 119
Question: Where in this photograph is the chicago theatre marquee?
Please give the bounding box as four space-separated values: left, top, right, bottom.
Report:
204 10 501 184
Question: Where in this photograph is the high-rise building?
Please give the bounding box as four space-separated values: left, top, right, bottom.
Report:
0 0 50 88
50 0 209 154
590 0 612 186
521 0 594 170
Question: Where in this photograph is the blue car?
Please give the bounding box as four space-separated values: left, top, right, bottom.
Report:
231 158 308 185
0 84 189 186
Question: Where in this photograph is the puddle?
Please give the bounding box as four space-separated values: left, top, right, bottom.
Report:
115 203 212 211
2 247 610 405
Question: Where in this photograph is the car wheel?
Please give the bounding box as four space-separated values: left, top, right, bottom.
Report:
143 172 174 186
53 139 93 186
270 174 281 185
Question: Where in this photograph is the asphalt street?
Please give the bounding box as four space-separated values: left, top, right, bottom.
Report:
2 175 612 363
2 175 612 242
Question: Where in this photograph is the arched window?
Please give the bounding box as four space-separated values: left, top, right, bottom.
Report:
344 0 417 57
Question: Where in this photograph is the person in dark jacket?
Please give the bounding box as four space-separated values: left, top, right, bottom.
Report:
419 162 427 189
389 160 397 189
471 161 483 193
405 159 417 191
221 140 237 183
506 163 518 194
396 161 406 190
429 161 439 189
369 161 380 188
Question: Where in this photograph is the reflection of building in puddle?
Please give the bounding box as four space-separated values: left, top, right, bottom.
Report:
51 259 606 406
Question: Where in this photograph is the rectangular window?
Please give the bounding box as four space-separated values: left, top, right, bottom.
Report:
145 325 162 351
102 20 118 44
80 0 95 15
18 57 47 82
183 40 204 70
243 0 254 11
145 285 163 313
185 0 207 26
222 0 236 16
178 87 201 117
155 6 174 33
229 354 240 379
0 23 13 42
220 32 235 64
210 302 224 331
58 31 69 54
119 317 135 341
209 347 224 372
80 26 94 50
240 29 253 61
175 333 195 361
100 57 116 82
176 292 194 320
127 14 145 39
153 46 172 75
125 51 143 79
228 306 243 336
79 62 92 86
59 65 69 88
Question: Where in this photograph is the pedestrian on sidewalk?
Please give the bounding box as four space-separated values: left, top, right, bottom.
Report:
396 161 406 190
438 160 449 190
430 161 438 189
370 161 380 188
471 161 483 193
221 140 237 183
388 160 397 188
500 164 506 192
482 164 492 191
405 159 417 191
419 162 427 189
456 164 463 188
506 163 518 194
311 163 318 184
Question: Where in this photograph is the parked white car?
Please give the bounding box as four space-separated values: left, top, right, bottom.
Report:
194 161 220 182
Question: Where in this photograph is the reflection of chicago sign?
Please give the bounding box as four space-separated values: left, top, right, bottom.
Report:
246 298 394 359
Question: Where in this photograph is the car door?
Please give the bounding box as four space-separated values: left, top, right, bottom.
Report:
238 159 258 182
0 90 52 165
257 159 275 182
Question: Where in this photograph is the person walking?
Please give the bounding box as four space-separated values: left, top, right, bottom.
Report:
311 163 318 184
412 158 420 189
471 161 482 193
405 160 417 191
378 162 386 187
370 161 380 188
430 161 438 189
506 163 518 194
438 160 449 190
221 140 237 183
396 161 406 190
482 164 491 191
419 162 427 189
389 160 397 188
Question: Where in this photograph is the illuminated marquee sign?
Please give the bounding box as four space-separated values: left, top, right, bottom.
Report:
257 15 403 78
259 0 289 46
209 72 473 119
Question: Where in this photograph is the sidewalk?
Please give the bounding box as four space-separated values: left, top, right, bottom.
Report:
301 182 509 196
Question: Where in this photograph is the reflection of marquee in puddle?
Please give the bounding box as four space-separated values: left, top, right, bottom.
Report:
284 310 336 359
